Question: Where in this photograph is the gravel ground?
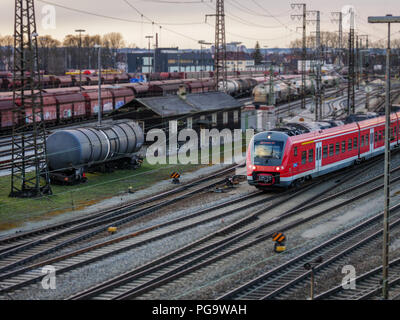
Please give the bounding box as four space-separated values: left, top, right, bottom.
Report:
5 205 256 300
0 162 239 238
285 227 400 300
135 165 400 300
3 151 400 300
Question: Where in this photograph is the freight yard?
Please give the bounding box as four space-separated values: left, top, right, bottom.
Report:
1 0 400 311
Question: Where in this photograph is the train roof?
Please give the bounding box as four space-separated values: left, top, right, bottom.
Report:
280 111 400 144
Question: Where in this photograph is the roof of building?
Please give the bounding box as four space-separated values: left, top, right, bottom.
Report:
133 91 243 117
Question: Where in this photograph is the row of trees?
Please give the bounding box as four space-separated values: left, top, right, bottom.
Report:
289 31 400 50
0 33 136 75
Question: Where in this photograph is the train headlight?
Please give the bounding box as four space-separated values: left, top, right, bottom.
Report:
276 167 280 171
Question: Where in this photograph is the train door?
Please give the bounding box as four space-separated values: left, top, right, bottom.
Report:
370 128 374 156
315 141 322 173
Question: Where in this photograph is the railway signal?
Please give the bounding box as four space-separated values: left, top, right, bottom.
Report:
304 256 323 300
272 232 287 253
170 172 181 184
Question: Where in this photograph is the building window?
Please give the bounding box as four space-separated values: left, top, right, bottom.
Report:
212 113 217 126
233 110 239 124
200 115 205 120
223 112 228 125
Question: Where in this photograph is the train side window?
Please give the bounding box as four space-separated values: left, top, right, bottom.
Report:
375 132 378 143
361 135 365 147
391 128 396 141
323 146 328 158
294 147 298 157
329 144 334 156
335 143 340 155
301 151 307 164
309 149 314 162
342 141 346 153
366 134 369 145
354 137 358 148
379 132 382 141
348 139 353 151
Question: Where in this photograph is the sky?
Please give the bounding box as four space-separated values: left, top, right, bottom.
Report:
0 0 399 49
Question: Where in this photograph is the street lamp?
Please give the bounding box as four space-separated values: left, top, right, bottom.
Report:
75 29 85 91
368 14 400 300
199 40 212 79
94 44 102 127
145 35 154 74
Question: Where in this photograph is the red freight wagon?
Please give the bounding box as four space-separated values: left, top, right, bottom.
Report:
115 73 129 83
56 75 74 88
110 88 135 110
23 94 57 124
83 90 114 115
0 98 14 129
55 92 87 121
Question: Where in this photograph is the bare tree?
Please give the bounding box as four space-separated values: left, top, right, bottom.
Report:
0 35 13 71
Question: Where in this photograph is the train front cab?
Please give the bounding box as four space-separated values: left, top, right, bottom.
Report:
247 131 290 189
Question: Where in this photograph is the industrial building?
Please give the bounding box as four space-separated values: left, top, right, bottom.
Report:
127 48 214 74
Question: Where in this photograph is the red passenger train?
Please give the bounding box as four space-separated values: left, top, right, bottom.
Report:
247 113 398 189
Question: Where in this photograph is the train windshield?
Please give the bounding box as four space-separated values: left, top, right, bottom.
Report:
253 140 284 165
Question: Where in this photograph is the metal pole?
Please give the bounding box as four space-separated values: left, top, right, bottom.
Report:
383 21 391 300
310 269 315 300
75 29 85 91
97 45 102 127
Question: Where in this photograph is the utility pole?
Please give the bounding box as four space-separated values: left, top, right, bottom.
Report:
145 35 153 74
347 8 356 115
75 29 85 90
291 3 307 109
356 35 360 90
369 14 400 300
308 10 322 121
206 0 227 92
331 12 343 65
95 44 102 127
10 0 52 198
359 35 369 84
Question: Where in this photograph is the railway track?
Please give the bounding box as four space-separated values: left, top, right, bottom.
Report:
0 164 241 260
315 257 400 300
63 157 393 300
0 156 378 299
218 172 400 300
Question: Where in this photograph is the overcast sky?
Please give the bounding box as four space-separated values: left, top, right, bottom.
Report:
0 0 399 49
